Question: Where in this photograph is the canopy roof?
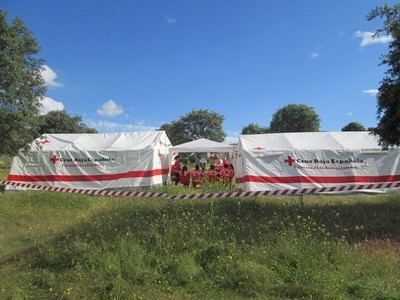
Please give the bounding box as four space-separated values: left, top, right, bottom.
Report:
31 131 171 151
240 131 382 151
170 138 233 153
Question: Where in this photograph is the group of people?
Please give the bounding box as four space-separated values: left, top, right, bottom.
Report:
170 154 235 187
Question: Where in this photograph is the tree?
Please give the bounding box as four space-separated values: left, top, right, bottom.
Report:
0 10 46 155
368 4 400 147
341 122 366 131
241 123 270 134
38 110 97 134
269 104 320 133
160 109 226 145
160 121 187 146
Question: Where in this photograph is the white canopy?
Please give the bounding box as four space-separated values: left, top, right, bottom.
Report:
170 138 233 153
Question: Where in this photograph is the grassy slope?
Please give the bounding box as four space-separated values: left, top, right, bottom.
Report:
1 156 400 299
1 191 400 299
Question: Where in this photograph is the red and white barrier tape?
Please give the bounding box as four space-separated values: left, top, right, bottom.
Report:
1 180 400 199
168 181 400 200
0 180 167 198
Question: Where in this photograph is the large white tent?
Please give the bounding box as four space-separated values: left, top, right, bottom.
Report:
236 131 400 192
8 131 171 190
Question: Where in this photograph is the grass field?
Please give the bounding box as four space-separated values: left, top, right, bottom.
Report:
1 190 400 299
1 158 400 299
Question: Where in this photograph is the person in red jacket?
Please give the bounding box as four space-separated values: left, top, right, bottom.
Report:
180 165 191 187
220 162 234 185
170 155 181 185
191 164 203 188
207 164 218 183
213 154 223 175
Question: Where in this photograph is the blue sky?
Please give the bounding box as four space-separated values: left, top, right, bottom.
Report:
3 0 397 142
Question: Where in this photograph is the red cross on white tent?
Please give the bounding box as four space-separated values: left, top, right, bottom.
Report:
50 155 59 164
284 156 295 166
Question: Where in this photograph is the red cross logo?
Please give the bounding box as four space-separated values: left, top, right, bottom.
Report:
50 155 60 164
39 139 50 145
284 156 295 166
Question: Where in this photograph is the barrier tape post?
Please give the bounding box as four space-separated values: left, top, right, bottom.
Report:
1 180 400 199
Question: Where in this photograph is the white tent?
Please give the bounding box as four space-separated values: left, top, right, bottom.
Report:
170 138 233 154
168 138 234 180
8 131 171 190
236 131 400 192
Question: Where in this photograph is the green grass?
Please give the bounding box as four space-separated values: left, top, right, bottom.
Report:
0 155 11 181
1 191 400 299
1 155 400 298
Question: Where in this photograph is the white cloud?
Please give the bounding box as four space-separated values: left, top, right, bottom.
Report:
310 52 319 58
165 16 177 24
39 96 64 115
355 31 393 47
346 112 353 116
40 65 63 87
85 119 158 133
363 89 379 96
97 100 124 117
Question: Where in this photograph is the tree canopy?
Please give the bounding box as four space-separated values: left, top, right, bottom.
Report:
160 109 226 145
38 110 97 135
368 4 400 147
269 104 320 133
341 122 366 132
0 10 46 155
241 123 270 135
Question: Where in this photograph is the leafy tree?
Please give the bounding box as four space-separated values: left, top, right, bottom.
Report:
368 4 400 147
160 109 225 145
0 10 46 155
269 104 320 133
241 123 270 134
160 121 187 146
38 110 97 134
341 122 366 131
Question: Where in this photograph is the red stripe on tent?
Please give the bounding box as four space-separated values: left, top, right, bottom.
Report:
237 175 400 184
7 168 169 182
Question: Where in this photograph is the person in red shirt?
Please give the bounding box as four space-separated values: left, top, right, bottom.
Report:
207 164 218 183
191 164 203 188
180 165 191 187
170 156 181 185
220 163 235 185
223 157 231 167
213 154 223 175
